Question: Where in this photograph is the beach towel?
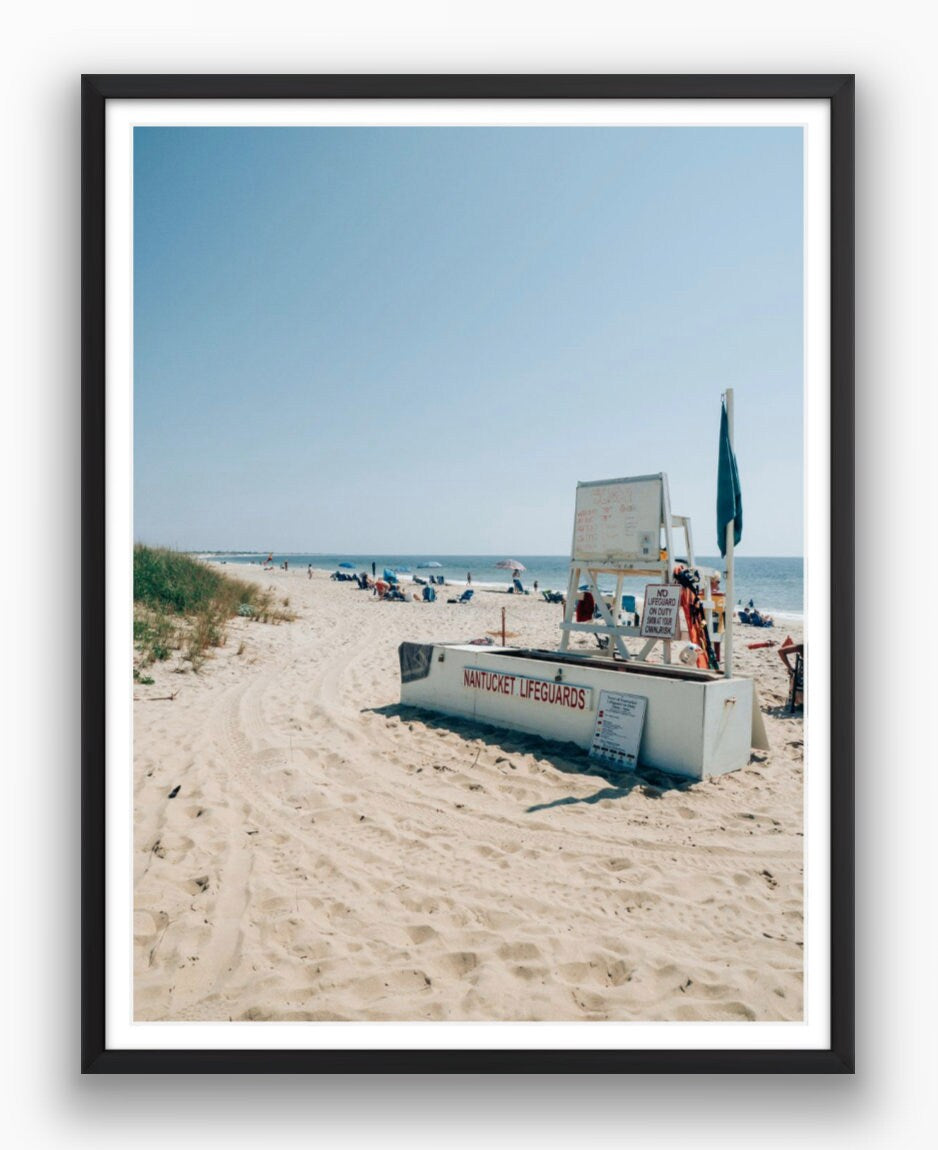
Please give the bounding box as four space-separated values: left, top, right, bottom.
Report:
399 642 433 683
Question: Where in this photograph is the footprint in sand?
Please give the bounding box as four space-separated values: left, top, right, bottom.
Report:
134 908 169 945
406 924 440 945
439 951 480 977
511 964 550 982
497 941 542 962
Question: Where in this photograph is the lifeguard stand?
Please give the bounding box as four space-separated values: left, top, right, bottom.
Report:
559 473 711 664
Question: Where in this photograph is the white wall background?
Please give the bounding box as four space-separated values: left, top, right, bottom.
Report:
2 1 934 1146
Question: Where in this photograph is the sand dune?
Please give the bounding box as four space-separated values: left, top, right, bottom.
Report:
133 566 804 1022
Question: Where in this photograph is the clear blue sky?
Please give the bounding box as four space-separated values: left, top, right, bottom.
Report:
134 126 803 556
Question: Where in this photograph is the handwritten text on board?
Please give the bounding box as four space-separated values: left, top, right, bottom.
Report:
572 478 662 561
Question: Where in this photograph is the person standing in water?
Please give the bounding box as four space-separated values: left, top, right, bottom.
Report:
372 561 376 578
467 571 472 585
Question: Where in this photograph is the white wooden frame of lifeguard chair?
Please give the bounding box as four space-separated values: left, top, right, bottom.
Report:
558 476 709 666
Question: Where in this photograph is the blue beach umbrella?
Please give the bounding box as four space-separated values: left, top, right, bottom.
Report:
417 561 443 569
338 562 355 569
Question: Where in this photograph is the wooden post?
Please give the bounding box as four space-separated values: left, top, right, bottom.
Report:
724 388 735 678
559 564 579 651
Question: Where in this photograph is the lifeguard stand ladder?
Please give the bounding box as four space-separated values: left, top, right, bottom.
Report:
558 473 703 665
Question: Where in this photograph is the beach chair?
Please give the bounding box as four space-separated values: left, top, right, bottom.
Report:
447 589 474 604
778 641 804 712
422 585 436 602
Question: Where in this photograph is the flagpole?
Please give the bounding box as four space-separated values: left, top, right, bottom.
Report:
724 388 735 678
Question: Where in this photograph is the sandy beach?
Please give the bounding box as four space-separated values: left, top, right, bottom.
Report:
133 565 804 1023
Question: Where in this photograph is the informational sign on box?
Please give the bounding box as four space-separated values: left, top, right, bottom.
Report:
589 690 647 769
640 583 682 639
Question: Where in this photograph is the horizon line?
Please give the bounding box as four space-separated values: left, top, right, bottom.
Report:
165 547 806 561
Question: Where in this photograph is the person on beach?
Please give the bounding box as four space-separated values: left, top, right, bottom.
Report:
307 564 312 579
467 571 472 585
372 561 376 578
533 580 538 594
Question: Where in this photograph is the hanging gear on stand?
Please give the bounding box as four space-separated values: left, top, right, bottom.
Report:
673 566 720 671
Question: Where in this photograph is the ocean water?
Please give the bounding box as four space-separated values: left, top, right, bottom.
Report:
204 552 804 620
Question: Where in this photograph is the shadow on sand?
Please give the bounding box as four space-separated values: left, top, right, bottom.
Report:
363 702 695 811
762 702 804 721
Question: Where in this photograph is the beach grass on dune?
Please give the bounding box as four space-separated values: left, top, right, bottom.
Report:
133 545 294 671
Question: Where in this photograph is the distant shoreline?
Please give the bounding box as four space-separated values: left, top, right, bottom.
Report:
206 557 804 623
197 553 804 621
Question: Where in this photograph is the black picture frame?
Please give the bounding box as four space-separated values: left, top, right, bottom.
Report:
82 73 854 1074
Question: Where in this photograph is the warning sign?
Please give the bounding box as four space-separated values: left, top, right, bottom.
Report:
589 690 647 769
640 583 682 639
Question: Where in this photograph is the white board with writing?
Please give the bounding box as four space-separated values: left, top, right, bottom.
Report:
640 583 682 639
589 690 647 770
572 475 663 562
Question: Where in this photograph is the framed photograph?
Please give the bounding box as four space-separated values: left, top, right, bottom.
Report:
82 74 854 1073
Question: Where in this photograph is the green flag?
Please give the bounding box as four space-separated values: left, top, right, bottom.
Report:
717 398 742 557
